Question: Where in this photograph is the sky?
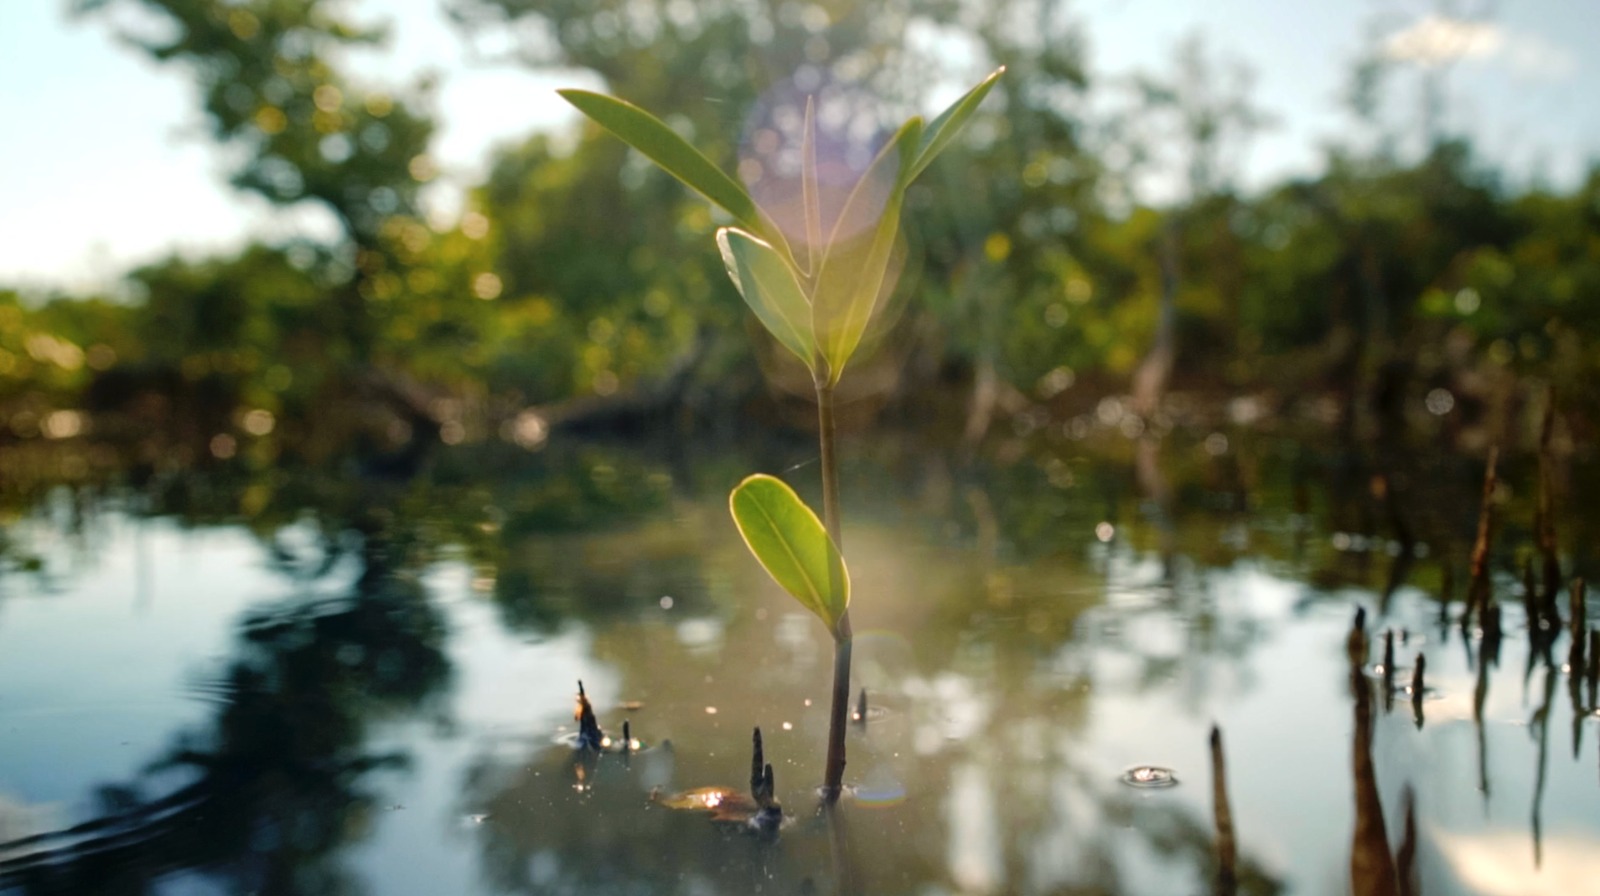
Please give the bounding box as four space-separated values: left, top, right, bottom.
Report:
0 0 1595 293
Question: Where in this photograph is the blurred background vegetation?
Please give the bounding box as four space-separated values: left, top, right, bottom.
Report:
3 0 1596 475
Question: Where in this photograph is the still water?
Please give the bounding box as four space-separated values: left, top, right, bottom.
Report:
0 425 1596 895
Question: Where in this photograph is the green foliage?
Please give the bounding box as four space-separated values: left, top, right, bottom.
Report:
0 291 128 408
16 0 1600 455
728 474 849 633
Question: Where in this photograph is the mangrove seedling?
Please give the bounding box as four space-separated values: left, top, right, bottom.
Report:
561 67 1004 801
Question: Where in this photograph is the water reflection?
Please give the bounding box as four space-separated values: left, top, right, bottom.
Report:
1 475 451 894
1346 608 1407 896
0 426 1596 894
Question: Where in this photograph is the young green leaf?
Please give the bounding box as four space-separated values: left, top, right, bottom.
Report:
811 117 923 384
717 227 816 368
909 66 1005 180
729 474 849 633
558 89 759 226
801 96 822 276
558 89 797 266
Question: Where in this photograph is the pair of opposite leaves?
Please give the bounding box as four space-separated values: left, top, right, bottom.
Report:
560 68 1004 635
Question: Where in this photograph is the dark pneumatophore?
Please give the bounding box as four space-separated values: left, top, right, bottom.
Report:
749 727 782 833
1568 580 1588 674
1464 448 1500 638
1382 630 1397 712
575 680 605 750
1410 653 1426 729
1535 388 1563 610
1210 725 1238 896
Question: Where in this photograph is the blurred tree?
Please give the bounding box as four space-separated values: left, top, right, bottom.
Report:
1237 141 1516 434
0 290 133 442
1097 34 1272 411
75 0 436 364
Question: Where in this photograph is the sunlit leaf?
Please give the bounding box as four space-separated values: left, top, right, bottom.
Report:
801 95 822 276
557 89 796 264
558 90 755 222
811 117 923 384
729 474 849 633
909 66 1005 180
716 227 815 368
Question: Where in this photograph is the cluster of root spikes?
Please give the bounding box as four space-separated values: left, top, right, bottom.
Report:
573 681 784 834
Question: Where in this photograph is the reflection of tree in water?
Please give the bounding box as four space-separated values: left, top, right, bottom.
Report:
0 436 694 893
0 490 451 895
492 518 724 635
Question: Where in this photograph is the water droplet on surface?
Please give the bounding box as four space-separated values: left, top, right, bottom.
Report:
1366 662 1413 679
851 704 892 722
1400 685 1442 701
1120 766 1177 788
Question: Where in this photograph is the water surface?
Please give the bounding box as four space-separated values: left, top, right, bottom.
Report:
1 428 1596 895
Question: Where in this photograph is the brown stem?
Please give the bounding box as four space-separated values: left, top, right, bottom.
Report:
817 377 853 801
